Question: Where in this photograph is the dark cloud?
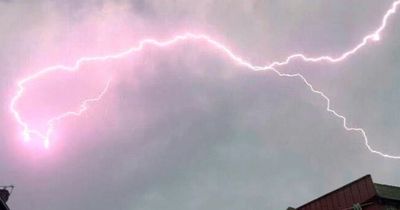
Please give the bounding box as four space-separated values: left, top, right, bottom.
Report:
0 1 399 210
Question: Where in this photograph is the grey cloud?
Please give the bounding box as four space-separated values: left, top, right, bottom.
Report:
0 1 399 210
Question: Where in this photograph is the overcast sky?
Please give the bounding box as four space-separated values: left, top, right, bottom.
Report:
1 0 400 210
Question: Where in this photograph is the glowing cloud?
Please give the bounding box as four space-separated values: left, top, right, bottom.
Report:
9 1 400 158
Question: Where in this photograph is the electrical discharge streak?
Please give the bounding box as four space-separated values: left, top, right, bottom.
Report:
9 1 400 159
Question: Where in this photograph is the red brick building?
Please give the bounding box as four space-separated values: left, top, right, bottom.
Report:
289 175 400 210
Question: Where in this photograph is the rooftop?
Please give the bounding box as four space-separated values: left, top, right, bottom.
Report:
293 174 400 210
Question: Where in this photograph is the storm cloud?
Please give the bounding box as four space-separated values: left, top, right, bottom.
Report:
0 1 399 210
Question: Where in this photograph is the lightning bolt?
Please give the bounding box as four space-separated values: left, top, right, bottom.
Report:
9 1 400 158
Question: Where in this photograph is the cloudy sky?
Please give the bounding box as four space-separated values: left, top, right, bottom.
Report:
1 0 400 209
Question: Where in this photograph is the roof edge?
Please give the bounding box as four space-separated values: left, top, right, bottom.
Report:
296 174 374 209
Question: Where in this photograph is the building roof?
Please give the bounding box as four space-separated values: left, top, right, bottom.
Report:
296 175 376 210
375 183 400 201
294 174 400 210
